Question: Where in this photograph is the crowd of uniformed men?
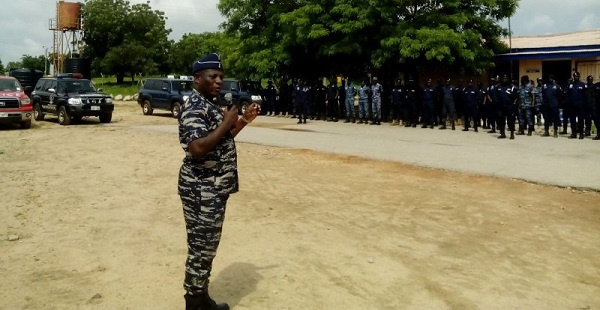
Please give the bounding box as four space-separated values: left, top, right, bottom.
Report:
260 72 600 140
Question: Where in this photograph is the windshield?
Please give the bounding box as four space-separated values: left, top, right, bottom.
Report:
58 80 97 94
0 79 22 91
172 80 193 92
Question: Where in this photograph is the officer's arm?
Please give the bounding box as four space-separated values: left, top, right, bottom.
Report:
188 108 239 157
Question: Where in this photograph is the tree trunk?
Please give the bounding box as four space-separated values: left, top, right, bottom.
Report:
116 73 125 84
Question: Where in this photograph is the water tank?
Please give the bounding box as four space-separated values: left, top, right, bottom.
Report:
9 68 44 89
64 58 91 79
58 1 82 30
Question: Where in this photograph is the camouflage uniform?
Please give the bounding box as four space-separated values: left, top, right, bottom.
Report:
370 81 383 124
517 84 534 134
358 84 370 123
178 88 238 295
344 82 356 122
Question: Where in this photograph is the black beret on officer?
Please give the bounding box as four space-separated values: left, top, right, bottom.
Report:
192 53 223 74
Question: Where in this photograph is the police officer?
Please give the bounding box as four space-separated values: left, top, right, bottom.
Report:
370 77 383 125
326 77 339 122
497 74 517 139
594 78 600 140
584 75 596 137
179 53 259 310
314 79 327 120
440 78 456 130
344 78 357 123
422 79 435 128
517 75 535 136
391 79 404 126
264 80 277 116
357 80 370 124
295 80 310 124
485 76 500 133
567 72 586 139
532 78 544 127
404 78 419 127
462 79 479 132
477 82 487 129
541 75 562 137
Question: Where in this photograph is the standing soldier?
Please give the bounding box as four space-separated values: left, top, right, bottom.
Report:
533 78 544 127
517 75 535 136
497 74 517 139
357 80 370 124
264 80 277 116
593 78 600 140
421 79 435 128
462 79 479 132
477 82 487 129
404 78 418 127
326 78 339 122
391 79 404 126
295 80 310 124
344 78 357 123
440 78 456 130
567 72 586 139
584 75 596 137
370 77 383 125
485 76 500 133
542 75 562 137
313 79 327 120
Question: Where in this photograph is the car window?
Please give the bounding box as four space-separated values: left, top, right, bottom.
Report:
36 79 49 91
161 81 170 91
172 81 193 92
58 80 97 93
146 80 158 90
0 79 20 91
49 80 57 91
223 81 232 91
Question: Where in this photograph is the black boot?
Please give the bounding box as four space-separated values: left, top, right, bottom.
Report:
579 133 584 140
498 129 506 139
593 135 600 140
185 293 230 310
553 128 558 138
527 129 532 136
510 131 515 140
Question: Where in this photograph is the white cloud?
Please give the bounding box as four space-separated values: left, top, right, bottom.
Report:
528 14 556 31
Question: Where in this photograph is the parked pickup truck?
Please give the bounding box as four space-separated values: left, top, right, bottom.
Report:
0 76 33 129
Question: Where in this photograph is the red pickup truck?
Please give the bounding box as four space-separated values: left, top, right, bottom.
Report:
0 76 33 129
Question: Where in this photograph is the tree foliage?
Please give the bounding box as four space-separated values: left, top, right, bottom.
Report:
218 0 517 79
82 0 172 83
0 58 5 75
169 32 239 76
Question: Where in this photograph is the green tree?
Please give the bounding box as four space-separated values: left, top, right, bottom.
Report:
219 0 517 79
6 61 22 71
0 58 4 75
82 0 172 83
169 32 239 77
20 55 46 71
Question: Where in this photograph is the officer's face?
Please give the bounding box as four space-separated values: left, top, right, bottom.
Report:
194 69 224 98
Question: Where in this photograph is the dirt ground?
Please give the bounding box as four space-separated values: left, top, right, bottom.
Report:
1 101 599 310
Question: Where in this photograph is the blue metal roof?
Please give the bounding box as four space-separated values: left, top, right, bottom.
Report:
495 44 600 61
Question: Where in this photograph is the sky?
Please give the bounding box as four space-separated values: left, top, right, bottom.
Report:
1 0 600 66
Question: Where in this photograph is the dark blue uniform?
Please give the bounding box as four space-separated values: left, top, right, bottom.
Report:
567 80 586 138
462 85 479 131
441 85 456 129
391 84 404 124
264 83 277 116
422 85 435 128
542 81 562 136
326 82 339 121
497 84 517 138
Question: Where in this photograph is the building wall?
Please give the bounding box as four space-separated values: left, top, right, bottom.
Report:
574 57 600 80
518 59 542 82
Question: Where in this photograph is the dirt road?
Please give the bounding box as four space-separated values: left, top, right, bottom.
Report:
1 102 599 309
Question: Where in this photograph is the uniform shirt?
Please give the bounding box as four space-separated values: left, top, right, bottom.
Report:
478 88 487 106
326 84 338 100
584 82 596 107
392 86 404 105
517 84 533 108
358 85 370 101
371 83 383 100
532 86 543 107
568 81 586 106
265 84 277 101
464 86 478 107
442 85 455 104
497 84 516 107
422 86 435 104
179 89 238 195
542 82 561 107
345 84 356 101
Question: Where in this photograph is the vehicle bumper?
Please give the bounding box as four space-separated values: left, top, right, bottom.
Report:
0 108 33 124
69 104 115 116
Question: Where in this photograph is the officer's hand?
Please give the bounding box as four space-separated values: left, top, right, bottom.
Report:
244 103 260 123
223 105 238 128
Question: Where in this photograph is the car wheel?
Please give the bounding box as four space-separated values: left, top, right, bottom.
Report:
171 102 181 118
99 113 112 123
20 120 32 129
34 103 44 121
58 106 71 126
142 100 153 115
240 101 250 115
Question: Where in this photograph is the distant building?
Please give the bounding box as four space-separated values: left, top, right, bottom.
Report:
495 30 600 85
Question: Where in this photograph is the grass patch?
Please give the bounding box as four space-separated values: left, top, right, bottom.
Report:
92 76 142 97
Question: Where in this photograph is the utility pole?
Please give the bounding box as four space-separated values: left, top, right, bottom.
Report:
43 46 48 76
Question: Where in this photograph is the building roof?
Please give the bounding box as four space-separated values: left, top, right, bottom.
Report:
496 30 600 61
502 29 600 49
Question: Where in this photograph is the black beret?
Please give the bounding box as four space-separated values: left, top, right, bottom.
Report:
192 53 223 74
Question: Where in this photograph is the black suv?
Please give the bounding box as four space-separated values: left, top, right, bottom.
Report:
31 76 114 125
218 79 263 114
137 78 193 118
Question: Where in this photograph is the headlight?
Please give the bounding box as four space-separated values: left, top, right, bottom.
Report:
183 95 189 102
21 98 31 105
105 98 113 104
68 98 83 105
251 95 262 101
